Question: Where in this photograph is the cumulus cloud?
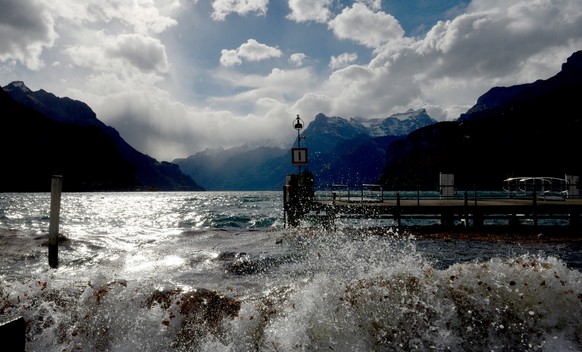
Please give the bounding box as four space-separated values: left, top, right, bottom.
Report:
287 0 332 23
328 3 404 48
211 0 268 21
292 93 333 122
59 0 582 159
211 67 316 109
47 0 178 34
0 0 57 70
289 53 307 66
67 72 244 160
3 0 582 162
109 34 170 73
65 33 169 74
76 77 296 160
220 39 283 67
315 0 582 121
329 52 358 70
317 62 422 118
413 0 582 81
357 0 382 11
19 0 178 85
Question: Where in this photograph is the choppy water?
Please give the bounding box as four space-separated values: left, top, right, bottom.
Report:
1 192 581 351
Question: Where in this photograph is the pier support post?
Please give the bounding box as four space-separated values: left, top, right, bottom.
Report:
473 211 484 228
49 175 62 268
570 213 580 227
532 191 538 227
395 193 401 227
509 214 520 227
284 171 314 227
463 191 469 226
440 211 454 227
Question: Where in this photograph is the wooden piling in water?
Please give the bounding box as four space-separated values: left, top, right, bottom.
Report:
49 175 62 268
284 171 314 227
532 191 538 227
396 193 401 227
463 191 469 226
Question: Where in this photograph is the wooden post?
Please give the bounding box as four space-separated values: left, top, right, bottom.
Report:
509 214 520 227
441 211 454 227
283 172 314 227
474 185 477 207
532 191 538 227
283 185 288 228
49 175 62 268
473 211 483 228
463 191 469 226
396 193 401 227
570 213 580 227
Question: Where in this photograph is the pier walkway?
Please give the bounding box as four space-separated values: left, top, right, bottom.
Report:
307 192 582 227
283 172 582 228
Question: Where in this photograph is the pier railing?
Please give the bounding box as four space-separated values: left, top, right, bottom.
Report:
316 184 472 203
303 184 582 228
314 184 581 203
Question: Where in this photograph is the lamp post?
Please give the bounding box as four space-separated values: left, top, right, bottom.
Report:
285 114 313 227
293 115 304 174
294 115 303 146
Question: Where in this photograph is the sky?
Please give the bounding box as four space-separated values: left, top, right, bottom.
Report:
1 0 581 161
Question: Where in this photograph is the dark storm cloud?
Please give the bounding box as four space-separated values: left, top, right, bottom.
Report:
0 0 57 69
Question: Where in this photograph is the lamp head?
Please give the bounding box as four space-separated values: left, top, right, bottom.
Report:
293 115 303 130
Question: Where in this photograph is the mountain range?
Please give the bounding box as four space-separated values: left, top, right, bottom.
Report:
379 50 582 190
0 82 203 192
3 50 581 192
173 109 436 190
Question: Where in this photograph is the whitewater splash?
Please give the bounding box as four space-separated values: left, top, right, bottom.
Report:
1 228 581 351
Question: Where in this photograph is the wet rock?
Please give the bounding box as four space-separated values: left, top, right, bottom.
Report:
146 287 241 349
217 251 247 261
224 254 294 275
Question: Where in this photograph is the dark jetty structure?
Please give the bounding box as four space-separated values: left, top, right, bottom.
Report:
283 115 582 230
284 178 582 230
283 171 315 227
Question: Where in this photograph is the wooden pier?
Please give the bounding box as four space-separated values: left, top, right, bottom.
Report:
282 115 582 229
284 179 582 228
308 193 582 228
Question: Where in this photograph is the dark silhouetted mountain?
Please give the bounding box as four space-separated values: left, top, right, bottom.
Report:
379 50 582 190
173 145 289 191
174 109 436 190
303 113 371 155
1 82 203 192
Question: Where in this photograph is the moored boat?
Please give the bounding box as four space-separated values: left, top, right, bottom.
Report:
503 176 568 199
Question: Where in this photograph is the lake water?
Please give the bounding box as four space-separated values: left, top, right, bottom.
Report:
1 192 581 351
